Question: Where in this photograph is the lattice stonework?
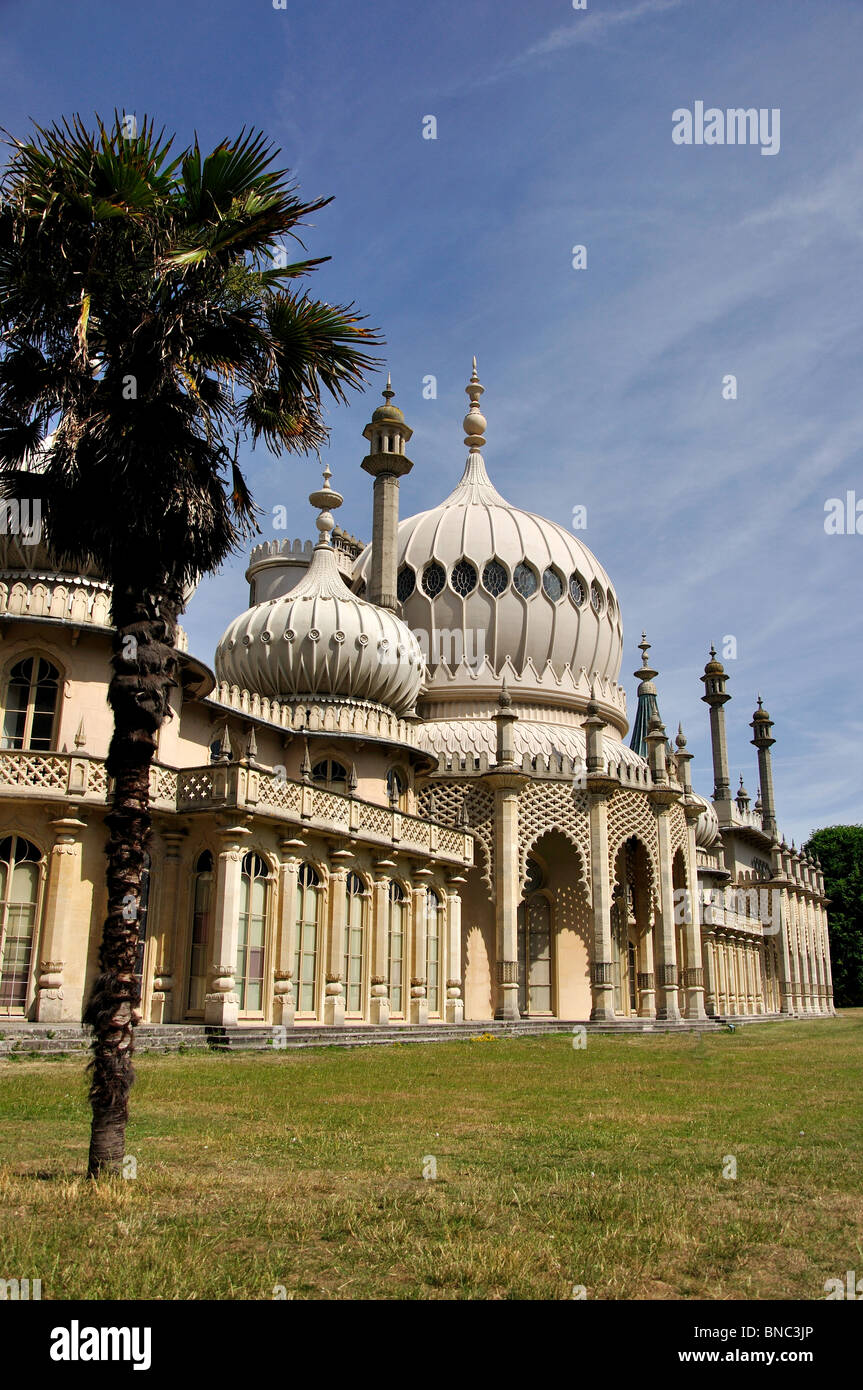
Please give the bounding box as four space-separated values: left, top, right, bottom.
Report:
607 789 660 886
0 753 68 790
357 803 392 837
418 781 495 892
517 781 590 891
255 776 302 814
668 805 688 862
179 771 214 803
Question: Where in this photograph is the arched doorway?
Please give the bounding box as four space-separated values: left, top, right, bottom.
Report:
517 858 553 1015
610 837 654 1018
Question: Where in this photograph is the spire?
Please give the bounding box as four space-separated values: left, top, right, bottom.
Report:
736 774 750 811
751 696 777 841
629 632 662 758
463 357 487 452
307 463 344 548
361 375 414 611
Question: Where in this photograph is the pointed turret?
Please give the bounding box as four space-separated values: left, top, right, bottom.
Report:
701 644 732 802
361 375 414 611
750 696 778 841
629 633 662 759
736 774 750 812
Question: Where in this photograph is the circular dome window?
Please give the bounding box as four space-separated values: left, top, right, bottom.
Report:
451 559 478 596
607 591 615 619
482 560 507 596
542 567 563 601
397 565 416 602
513 562 538 599
569 572 586 606
590 581 604 614
422 561 445 597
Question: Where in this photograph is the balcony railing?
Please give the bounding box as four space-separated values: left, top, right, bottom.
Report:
0 750 473 867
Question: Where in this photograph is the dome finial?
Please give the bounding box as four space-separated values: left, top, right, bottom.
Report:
383 371 394 404
308 463 344 545
463 357 487 451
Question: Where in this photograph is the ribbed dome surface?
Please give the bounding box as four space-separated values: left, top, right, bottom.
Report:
355 453 624 693
215 542 424 714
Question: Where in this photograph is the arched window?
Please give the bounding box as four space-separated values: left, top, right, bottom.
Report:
0 835 43 1015
426 888 442 1015
295 862 321 1014
421 562 445 598
311 759 348 794
387 767 407 810
343 871 366 1014
388 881 407 1015
396 566 416 603
2 657 60 751
187 851 214 1013
517 861 552 1015
237 852 269 1014
513 562 538 599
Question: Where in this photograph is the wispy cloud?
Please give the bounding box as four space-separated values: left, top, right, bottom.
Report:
480 0 686 86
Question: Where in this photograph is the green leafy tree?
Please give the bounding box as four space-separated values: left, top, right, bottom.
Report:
804 826 863 1007
0 114 380 1176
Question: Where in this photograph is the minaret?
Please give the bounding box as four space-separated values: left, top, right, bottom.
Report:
629 634 662 758
701 645 732 805
361 375 413 611
736 775 750 813
750 696 778 841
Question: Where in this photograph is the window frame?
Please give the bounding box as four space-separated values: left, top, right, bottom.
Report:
0 653 63 753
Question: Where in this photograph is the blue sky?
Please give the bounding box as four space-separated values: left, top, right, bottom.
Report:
2 0 861 842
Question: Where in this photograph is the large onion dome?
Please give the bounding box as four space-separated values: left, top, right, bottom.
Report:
354 361 625 726
215 467 424 715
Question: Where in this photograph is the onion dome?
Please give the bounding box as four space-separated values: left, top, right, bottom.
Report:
690 792 722 849
354 359 624 723
369 373 405 426
215 465 424 715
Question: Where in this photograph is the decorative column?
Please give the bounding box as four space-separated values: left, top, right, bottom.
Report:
149 829 186 1024
702 929 719 1017
485 684 527 1022
585 694 617 1022
675 726 707 1021
701 647 733 808
409 871 431 1025
797 889 813 1015
360 377 414 612
750 697 778 842
369 867 393 1024
445 876 465 1023
35 810 88 1022
204 822 251 1025
646 715 681 1023
324 853 351 1026
273 840 302 1027
637 904 656 1019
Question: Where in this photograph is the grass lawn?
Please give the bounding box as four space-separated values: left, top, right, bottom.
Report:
1 1012 860 1300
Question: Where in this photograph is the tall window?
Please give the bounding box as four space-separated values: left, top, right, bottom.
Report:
295 863 321 1014
426 888 442 1014
2 657 60 751
0 835 42 1015
187 851 214 1012
312 759 348 793
237 852 268 1013
343 872 366 1014
388 881 407 1014
517 861 552 1015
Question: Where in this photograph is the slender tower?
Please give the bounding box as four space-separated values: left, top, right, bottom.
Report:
701 645 732 806
361 375 414 611
750 696 778 841
629 634 662 758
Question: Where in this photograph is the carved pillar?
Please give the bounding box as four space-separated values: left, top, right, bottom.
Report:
409 877 429 1026
148 830 186 1024
204 823 251 1025
702 929 718 1017
776 883 795 1016
444 878 465 1024
653 807 681 1022
587 784 615 1022
35 811 87 1022
369 874 391 1025
637 913 656 1019
273 844 300 1027
324 861 348 1027
492 777 523 1021
681 811 707 1022
797 894 813 1015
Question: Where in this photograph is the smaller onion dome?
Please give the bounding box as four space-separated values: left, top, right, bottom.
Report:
370 374 405 425
691 793 722 849
216 466 424 715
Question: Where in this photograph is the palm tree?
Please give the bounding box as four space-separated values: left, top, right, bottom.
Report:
0 114 381 1176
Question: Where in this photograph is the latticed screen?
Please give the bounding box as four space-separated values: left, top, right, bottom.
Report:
542 568 563 600
421 562 445 597
0 835 42 1014
187 851 213 1012
343 872 365 1013
2 657 60 751
569 573 586 606
590 582 604 614
294 862 320 1013
237 852 268 1012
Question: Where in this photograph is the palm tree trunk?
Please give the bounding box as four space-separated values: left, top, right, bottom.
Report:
84 581 181 1179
